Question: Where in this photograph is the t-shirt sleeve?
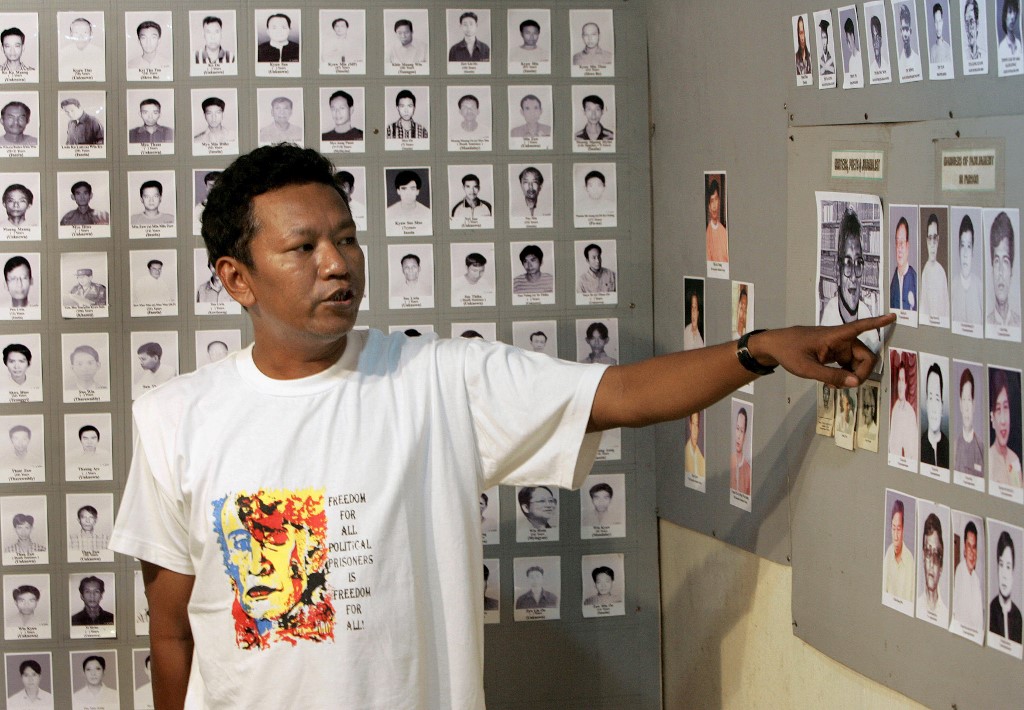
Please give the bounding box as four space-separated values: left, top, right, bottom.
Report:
455 339 609 490
109 403 194 576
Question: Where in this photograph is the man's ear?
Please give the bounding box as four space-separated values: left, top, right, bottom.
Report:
216 256 256 309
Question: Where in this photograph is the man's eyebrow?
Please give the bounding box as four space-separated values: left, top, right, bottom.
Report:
287 218 357 238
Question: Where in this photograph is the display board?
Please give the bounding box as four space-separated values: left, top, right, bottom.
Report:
0 2 660 708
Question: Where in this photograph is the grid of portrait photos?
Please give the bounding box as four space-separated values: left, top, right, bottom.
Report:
0 6 635 703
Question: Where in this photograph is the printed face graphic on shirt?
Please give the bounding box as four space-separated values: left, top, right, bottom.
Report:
213 488 333 649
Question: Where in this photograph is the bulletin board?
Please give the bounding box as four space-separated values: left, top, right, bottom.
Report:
0 2 661 708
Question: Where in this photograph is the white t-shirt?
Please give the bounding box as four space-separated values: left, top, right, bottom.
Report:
110 329 606 709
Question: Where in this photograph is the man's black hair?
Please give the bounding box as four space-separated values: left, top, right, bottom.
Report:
3 183 32 205
4 255 30 281
586 322 609 340
518 244 543 264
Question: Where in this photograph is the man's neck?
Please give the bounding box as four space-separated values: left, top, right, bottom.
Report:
84 606 102 619
143 124 159 134
274 119 290 130
924 586 939 608
270 40 288 49
205 44 221 56
962 425 975 442
928 427 941 449
524 271 542 282
334 121 352 133
898 263 908 277
894 546 903 563
10 296 27 307
995 298 1010 320
250 330 350 379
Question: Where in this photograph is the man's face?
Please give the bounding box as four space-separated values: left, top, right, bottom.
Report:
396 180 419 205
333 22 348 38
272 101 292 123
530 334 546 351
21 667 40 692
587 332 608 352
690 294 699 326
521 25 540 47
992 237 1013 307
140 187 161 212
923 530 942 592
2 105 28 137
587 249 602 271
204 105 224 128
465 264 484 283
964 530 978 573
5 264 31 301
993 386 1012 448
395 24 413 46
14 521 31 540
595 572 613 595
148 263 162 279
77 273 92 287
80 430 99 452
138 352 159 372
204 22 222 48
965 7 979 47
708 190 720 224
5 351 27 379
520 172 541 201
330 98 351 126
582 23 600 49
83 659 103 686
2 35 24 62
80 581 102 610
734 412 747 454
891 510 904 555
461 17 478 38
401 257 419 282
10 429 29 454
15 592 37 616
960 379 974 431
527 570 543 587
737 294 748 329
397 97 415 121
998 546 1014 598
63 103 84 121
845 31 856 54
838 234 863 314
934 9 944 40
521 98 542 124
926 371 942 432
583 101 603 125
79 510 96 532
207 342 229 361
585 178 605 201
959 230 974 275
689 412 700 444
591 490 611 513
478 495 487 516
72 185 92 207
872 26 882 57
138 27 160 54
525 488 556 521
459 100 479 122
70 21 92 49
1010 4 1020 30
462 179 480 202
522 254 540 275
895 224 909 268
4 190 29 220
267 17 290 43
71 352 99 382
898 366 908 401
926 221 939 262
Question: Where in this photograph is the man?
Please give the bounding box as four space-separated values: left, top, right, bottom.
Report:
483 565 498 610
1 27 33 73
818 18 836 75
952 214 983 325
386 89 427 139
135 341 174 389
513 243 553 294
196 262 231 304
259 96 303 144
60 181 109 226
868 15 887 73
888 358 918 460
795 16 813 75
59 17 104 73
334 170 366 225
999 0 1022 60
684 292 704 349
5 513 44 554
389 19 426 64
577 170 613 217
8 424 38 465
134 259 174 304
883 499 915 600
127 20 171 72
62 97 104 145
987 210 1021 327
4 255 33 308
951 520 983 634
510 19 548 62
735 285 748 338
584 566 622 606
684 412 705 478
2 343 36 390
108 144 887 708
451 174 492 219
194 97 236 145
529 331 548 352
322 17 360 66
920 363 949 467
820 209 880 352
963 0 983 62
580 322 617 365
842 17 861 74
515 167 545 219
573 22 613 67
989 369 1023 488
578 243 616 294
394 253 429 299
321 90 363 141
386 170 430 221
954 369 984 477
71 576 113 626
452 94 483 138
195 16 233 64
73 655 118 707
452 252 492 302
990 531 1023 642
70 505 109 554
890 216 917 310
929 3 953 64
7 659 53 708
510 94 551 138
918 512 948 620
128 98 173 145
575 94 614 141
193 171 221 228
588 482 614 525
76 424 103 458
130 180 174 226
919 213 949 321
8 585 41 627
729 407 751 495
518 486 557 529
2 184 35 228
1 101 36 146
897 3 923 74
67 345 103 391
67 268 107 307
515 566 558 609
206 341 229 363
449 12 490 62
257 13 299 63
706 178 729 263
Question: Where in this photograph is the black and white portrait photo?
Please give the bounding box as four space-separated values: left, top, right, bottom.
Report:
190 88 239 157
793 14 815 86
384 86 430 151
133 648 154 710
256 87 304 147
451 322 495 341
195 329 242 369
385 167 432 237
384 9 429 75
507 85 553 151
334 167 367 231
813 9 839 89
0 253 41 321
130 331 179 401
130 249 178 317
575 240 618 306
510 241 555 306
60 332 110 405
581 553 625 618
319 9 366 75
580 473 626 539
507 9 551 75
1 495 48 566
918 352 951 481
450 242 496 308
69 649 119 704
508 164 553 229
66 493 113 564
572 86 616 153
918 206 950 328
0 91 39 158
193 248 240 315
127 171 176 238
57 171 110 239
511 320 557 356
388 244 435 310
5 652 55 707
64 412 113 482
570 9 615 77
192 169 221 236
59 90 105 160
0 15 40 84
447 9 491 75
573 163 617 228
3 574 50 640
513 555 560 621
863 2 893 84
60 251 109 319
134 569 149 636
0 414 43 483
319 87 365 154
576 318 619 365
189 11 237 77
57 12 105 82
447 86 492 151
0 334 42 403
891 1 924 82
959 0 989 75
983 207 1022 342
996 0 1023 76
482 558 499 623
255 9 301 77
124 11 173 82
950 206 985 337
516 485 559 542
1 174 41 241
447 165 494 230
985 517 1023 657
67 573 116 639
856 380 881 452
838 5 865 88
924 0 956 79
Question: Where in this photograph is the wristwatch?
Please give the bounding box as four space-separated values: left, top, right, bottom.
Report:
736 329 777 376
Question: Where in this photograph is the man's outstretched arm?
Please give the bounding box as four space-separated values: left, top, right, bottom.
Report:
589 315 895 431
142 561 195 710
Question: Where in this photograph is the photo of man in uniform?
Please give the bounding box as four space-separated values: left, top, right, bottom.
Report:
67 269 107 307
